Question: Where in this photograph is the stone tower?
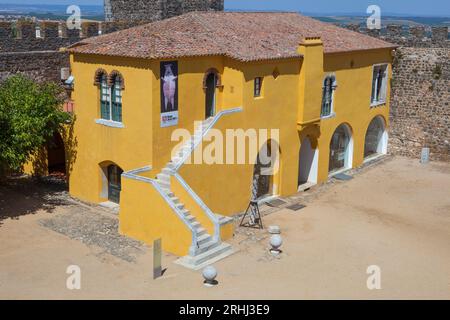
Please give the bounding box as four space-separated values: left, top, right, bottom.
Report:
104 0 224 23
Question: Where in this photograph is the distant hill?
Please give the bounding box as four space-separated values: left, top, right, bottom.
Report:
0 3 104 21
0 4 449 26
313 15 450 27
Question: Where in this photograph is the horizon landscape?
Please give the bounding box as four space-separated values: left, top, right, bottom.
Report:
0 3 449 26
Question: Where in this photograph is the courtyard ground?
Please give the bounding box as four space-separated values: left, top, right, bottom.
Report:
0 156 449 299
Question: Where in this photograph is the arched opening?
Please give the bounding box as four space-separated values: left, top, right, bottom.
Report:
364 116 388 159
100 162 123 204
329 124 353 174
251 140 280 200
204 72 217 119
298 136 318 189
47 131 66 176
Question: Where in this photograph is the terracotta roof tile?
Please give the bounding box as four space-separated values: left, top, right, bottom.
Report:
69 12 396 61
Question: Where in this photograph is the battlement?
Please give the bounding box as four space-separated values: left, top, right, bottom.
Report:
0 20 134 53
340 23 449 47
105 0 224 23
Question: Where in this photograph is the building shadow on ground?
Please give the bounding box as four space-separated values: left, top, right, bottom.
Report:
0 175 70 227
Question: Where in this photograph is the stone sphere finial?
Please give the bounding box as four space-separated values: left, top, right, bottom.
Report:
270 235 283 256
202 266 218 286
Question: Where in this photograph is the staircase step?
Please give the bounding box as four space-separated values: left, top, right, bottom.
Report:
191 221 201 229
185 214 196 222
157 181 170 189
174 242 235 270
196 227 207 236
162 167 173 175
161 188 173 197
156 173 171 182
169 197 180 204
196 238 220 254
217 215 234 225
196 233 212 246
176 203 185 210
167 162 176 169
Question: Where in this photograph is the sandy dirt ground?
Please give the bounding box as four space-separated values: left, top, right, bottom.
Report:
0 156 449 300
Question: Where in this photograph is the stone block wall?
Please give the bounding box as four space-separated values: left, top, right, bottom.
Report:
105 0 224 23
389 47 450 161
0 21 130 85
0 51 69 83
340 24 450 161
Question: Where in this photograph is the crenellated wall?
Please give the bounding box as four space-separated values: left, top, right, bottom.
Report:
0 20 133 84
1 18 449 161
339 23 450 161
105 0 224 23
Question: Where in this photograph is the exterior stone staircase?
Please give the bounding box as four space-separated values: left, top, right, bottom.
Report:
154 116 235 270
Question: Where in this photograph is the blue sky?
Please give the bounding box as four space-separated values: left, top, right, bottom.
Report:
2 0 450 16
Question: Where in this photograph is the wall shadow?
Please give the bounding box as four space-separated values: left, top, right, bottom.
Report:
0 175 70 227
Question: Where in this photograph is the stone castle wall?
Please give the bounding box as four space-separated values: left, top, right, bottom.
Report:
0 16 449 161
389 47 450 161
0 21 131 83
105 0 224 23
340 24 449 161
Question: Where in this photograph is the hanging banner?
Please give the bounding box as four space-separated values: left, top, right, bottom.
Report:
160 61 179 127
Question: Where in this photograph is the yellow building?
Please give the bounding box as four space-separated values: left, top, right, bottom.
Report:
67 12 395 268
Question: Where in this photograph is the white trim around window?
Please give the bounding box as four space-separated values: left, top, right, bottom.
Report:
321 74 337 118
95 118 125 128
370 63 389 107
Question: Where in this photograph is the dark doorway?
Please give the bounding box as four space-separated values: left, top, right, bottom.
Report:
205 72 217 119
47 131 66 175
107 165 123 204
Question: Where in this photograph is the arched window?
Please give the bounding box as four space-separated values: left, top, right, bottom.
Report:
100 73 110 120
110 73 123 122
321 75 337 117
94 69 124 123
371 64 388 105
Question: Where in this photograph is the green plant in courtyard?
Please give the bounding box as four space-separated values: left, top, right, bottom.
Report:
0 75 71 177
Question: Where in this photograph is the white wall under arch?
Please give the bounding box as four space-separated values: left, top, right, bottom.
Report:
364 115 388 159
298 137 319 186
329 123 354 175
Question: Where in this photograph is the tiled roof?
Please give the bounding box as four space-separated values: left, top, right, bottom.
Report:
69 12 396 61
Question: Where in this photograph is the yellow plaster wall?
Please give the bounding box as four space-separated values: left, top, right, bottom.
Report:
179 59 301 216
119 176 193 256
314 49 392 182
69 44 393 250
150 56 226 173
69 53 154 203
170 175 215 237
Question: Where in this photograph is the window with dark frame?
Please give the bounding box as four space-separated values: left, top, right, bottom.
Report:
254 77 263 97
371 64 388 105
99 73 123 123
321 75 337 117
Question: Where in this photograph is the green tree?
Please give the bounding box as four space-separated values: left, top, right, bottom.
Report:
0 75 71 177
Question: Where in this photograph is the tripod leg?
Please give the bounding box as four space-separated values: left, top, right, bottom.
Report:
240 203 251 227
256 205 263 229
